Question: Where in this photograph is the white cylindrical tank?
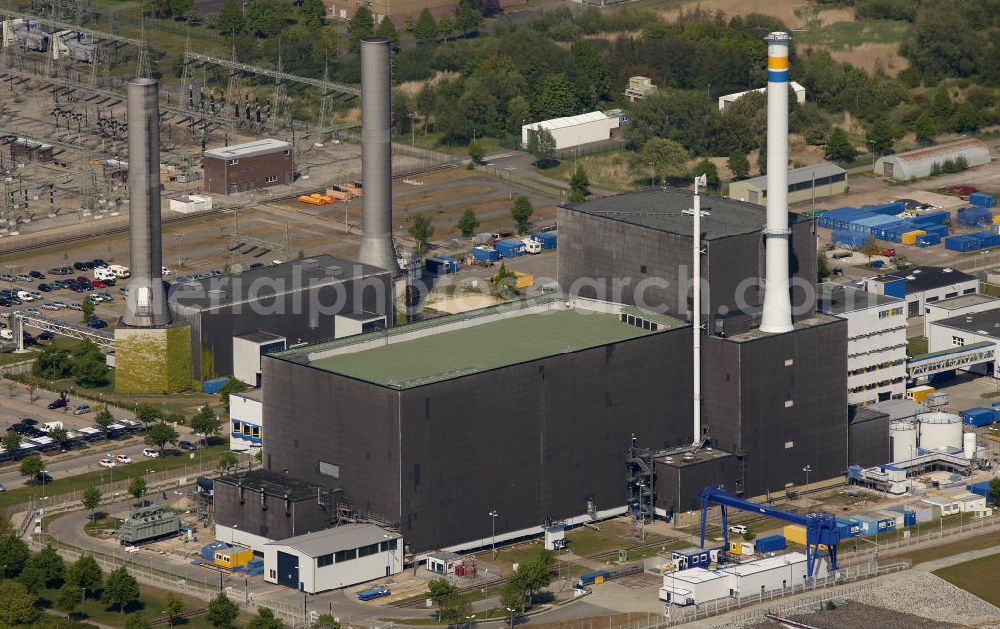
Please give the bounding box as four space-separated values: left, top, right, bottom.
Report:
918 412 963 451
964 432 977 459
890 421 918 462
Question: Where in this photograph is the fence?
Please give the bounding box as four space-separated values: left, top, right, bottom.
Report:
636 561 909 628
5 457 221 523
837 510 1000 563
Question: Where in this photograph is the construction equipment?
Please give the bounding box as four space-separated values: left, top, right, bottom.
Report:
697 485 839 578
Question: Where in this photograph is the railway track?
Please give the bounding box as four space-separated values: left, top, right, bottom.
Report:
149 608 208 626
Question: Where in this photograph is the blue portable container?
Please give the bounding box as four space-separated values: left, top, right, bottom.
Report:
966 481 995 503
471 246 500 262
867 201 905 216
425 256 459 274
902 510 917 527
578 570 613 586
201 541 229 562
494 239 526 258
872 260 885 269
957 206 994 227
945 235 981 252
203 377 229 394
961 407 996 427
970 192 997 208
916 234 940 247
531 233 558 249
912 210 951 226
754 534 787 553
971 231 1000 248
357 587 391 601
924 224 949 236
832 230 867 248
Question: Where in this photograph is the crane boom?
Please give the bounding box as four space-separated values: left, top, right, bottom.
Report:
697 485 840 578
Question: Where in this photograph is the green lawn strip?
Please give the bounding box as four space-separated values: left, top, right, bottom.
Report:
43 581 252 629
0 444 227 510
885 530 1000 566
933 552 1000 606
794 20 908 51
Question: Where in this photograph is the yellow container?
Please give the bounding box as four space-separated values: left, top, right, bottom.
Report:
214 548 253 568
513 272 534 289
993 215 1000 224
594 576 604 584
729 540 742 555
783 525 827 549
907 385 935 403
900 230 926 245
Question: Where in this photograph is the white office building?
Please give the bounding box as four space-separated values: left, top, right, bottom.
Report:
928 308 1000 378
229 391 262 452
923 294 1000 338
818 284 907 405
865 266 978 319
264 524 403 593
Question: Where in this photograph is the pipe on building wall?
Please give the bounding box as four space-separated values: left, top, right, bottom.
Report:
123 77 171 327
357 37 401 275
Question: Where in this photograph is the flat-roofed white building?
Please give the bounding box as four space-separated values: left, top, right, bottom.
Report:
521 112 620 150
264 524 403 593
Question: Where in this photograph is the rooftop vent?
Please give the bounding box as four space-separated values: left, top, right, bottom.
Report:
208 289 224 296
913 269 922 274
943 268 953 273
906 275 917 280
325 265 343 276
300 258 319 266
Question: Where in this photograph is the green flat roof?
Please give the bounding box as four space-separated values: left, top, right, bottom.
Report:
309 309 675 388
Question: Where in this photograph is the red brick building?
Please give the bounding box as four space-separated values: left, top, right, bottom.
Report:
203 139 294 195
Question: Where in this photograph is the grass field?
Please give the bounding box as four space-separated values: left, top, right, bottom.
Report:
39 580 253 629
933 552 1000 606
533 150 646 194
795 20 908 51
0 443 227 510
907 336 929 357
886 530 1000 566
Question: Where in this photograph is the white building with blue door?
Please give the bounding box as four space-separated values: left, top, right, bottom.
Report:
264 524 403 593
229 391 263 452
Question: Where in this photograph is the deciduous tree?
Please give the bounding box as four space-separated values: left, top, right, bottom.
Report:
164 592 184 626
190 405 222 443
19 455 44 483
0 581 39 625
511 196 533 233
569 165 590 202
248 607 283 629
457 209 480 238
208 592 241 628
82 486 102 523
144 422 179 453
0 534 30 577
640 138 689 183
128 476 148 505
727 152 750 180
67 555 103 595
408 214 435 253
101 567 140 614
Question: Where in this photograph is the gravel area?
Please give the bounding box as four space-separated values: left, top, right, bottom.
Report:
740 601 957 628
846 572 1000 626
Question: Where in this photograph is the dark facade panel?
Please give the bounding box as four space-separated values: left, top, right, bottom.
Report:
734 321 848 497
173 272 393 377
655 455 743 515
700 336 743 454
557 208 816 331
262 357 402 525
214 482 332 540
396 328 693 551
848 410 891 468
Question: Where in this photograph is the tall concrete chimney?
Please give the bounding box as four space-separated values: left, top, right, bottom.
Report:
759 32 793 334
357 37 401 275
123 77 171 327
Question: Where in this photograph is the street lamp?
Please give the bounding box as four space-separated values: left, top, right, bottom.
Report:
802 465 812 492
465 614 476 629
383 533 393 582
506 607 515 629
488 510 499 561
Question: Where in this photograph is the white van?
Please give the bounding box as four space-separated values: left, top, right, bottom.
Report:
521 238 542 254
41 421 63 433
93 267 116 281
109 265 130 279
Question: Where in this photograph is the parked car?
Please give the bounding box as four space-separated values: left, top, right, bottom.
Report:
38 331 53 341
0 274 13 282
35 472 53 483
73 404 92 415
73 261 92 271
99 457 116 468
38 284 53 293
21 418 37 427
29 271 45 279
47 398 67 410
42 303 59 311
142 448 160 458
67 303 83 311
87 318 107 329
178 440 196 451
831 267 844 276
880 248 896 257
729 524 748 535
0 482 6 492
161 266 171 276
116 454 132 464
15 274 33 282
832 252 851 259
50 267 73 275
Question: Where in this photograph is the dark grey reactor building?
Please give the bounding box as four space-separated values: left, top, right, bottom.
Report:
558 187 816 336
561 187 848 509
169 255 392 380
259 296 695 553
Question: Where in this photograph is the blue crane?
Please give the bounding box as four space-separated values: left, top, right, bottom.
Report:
697 485 840 578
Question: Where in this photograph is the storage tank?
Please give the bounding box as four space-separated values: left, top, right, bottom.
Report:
918 412 963 451
963 432 977 459
890 420 918 462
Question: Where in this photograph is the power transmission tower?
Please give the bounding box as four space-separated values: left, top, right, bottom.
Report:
268 50 286 133
227 210 291 271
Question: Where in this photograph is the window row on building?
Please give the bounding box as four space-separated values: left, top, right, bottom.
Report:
315 539 398 568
